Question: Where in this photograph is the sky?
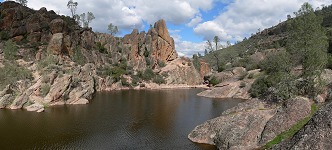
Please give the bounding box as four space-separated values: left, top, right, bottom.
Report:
1 0 332 57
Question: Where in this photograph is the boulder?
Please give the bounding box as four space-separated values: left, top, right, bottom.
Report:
49 19 65 34
44 75 72 103
47 33 64 55
273 101 332 150
188 99 277 149
259 97 311 145
26 103 44 112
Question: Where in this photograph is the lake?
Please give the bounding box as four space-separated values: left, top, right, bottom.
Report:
0 89 245 150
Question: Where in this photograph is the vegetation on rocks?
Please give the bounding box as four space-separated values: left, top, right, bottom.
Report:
0 61 32 89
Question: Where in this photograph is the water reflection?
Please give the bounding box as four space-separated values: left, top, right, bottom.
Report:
0 89 245 150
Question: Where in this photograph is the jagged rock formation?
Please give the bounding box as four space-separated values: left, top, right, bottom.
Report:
0 1 208 112
188 97 312 149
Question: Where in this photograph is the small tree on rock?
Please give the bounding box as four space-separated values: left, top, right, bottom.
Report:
16 0 27 6
67 0 78 18
108 23 119 35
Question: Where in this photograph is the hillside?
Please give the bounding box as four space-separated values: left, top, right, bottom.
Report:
0 1 208 112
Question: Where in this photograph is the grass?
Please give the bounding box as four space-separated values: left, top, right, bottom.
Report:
260 103 318 149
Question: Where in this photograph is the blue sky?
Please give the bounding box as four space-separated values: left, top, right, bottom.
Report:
2 0 332 56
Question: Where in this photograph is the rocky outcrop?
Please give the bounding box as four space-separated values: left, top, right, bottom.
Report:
198 69 260 99
259 97 311 145
188 97 314 149
161 58 202 85
189 99 277 149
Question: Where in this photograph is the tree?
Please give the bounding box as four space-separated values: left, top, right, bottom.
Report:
67 0 78 18
16 0 27 6
87 12 95 26
108 23 119 35
80 13 86 27
287 2 328 97
206 36 223 72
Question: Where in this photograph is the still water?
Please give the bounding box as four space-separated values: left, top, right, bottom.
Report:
0 89 245 150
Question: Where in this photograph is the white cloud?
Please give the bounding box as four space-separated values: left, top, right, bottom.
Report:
187 15 203 27
170 30 206 57
194 0 332 42
26 0 215 33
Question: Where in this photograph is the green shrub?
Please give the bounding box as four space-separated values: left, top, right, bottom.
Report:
3 40 18 60
0 61 33 89
37 55 58 70
95 42 107 53
131 75 141 87
40 83 51 97
121 76 130 87
158 60 166 68
139 68 155 81
0 31 9 40
209 76 221 86
72 47 86 65
153 75 166 85
238 71 248 80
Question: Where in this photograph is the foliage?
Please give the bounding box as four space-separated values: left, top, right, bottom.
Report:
261 103 318 149
108 23 119 35
239 82 246 88
286 2 328 98
72 47 86 65
79 12 95 28
37 55 58 70
192 54 201 72
95 42 107 53
0 31 9 40
153 75 166 85
138 68 155 81
40 83 51 97
67 0 78 18
158 60 166 68
209 76 221 86
3 40 18 60
0 61 33 89
16 0 27 6
121 77 130 87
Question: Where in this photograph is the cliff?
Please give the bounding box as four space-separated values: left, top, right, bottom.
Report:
0 1 208 112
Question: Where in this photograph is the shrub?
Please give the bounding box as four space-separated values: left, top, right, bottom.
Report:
0 31 9 40
158 60 166 68
40 83 51 97
0 61 33 89
121 76 130 87
37 55 58 70
131 75 141 87
139 68 155 81
153 75 166 85
3 40 18 60
209 76 221 86
95 42 107 53
72 47 86 65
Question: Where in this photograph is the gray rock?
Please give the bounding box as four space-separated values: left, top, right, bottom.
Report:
188 99 277 149
272 101 332 150
259 97 311 145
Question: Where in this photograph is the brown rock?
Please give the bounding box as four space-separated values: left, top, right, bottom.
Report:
47 33 64 55
49 19 66 34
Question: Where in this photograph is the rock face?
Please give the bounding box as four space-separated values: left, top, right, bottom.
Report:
272 101 332 150
189 99 277 149
198 68 260 99
188 97 314 149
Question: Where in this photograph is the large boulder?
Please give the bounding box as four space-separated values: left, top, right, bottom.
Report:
49 19 66 34
188 99 277 149
47 33 64 55
273 101 332 150
259 97 311 145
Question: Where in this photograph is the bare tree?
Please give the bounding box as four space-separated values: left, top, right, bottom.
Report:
87 12 95 26
206 36 223 72
67 0 78 18
16 0 27 6
108 23 119 35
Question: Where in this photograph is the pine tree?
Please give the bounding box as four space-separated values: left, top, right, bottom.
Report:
287 2 328 97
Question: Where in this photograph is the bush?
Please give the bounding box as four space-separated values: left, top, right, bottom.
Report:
37 55 58 70
72 47 86 65
0 31 9 40
40 83 51 97
0 61 33 89
153 75 166 85
158 60 166 68
139 68 155 81
209 76 221 86
95 42 107 53
121 77 130 87
239 82 246 88
3 40 18 60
